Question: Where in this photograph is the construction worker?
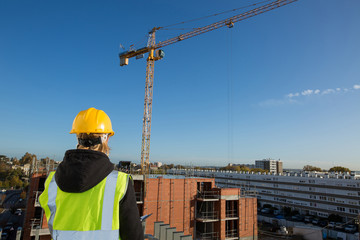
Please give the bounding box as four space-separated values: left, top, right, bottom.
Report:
39 107 144 240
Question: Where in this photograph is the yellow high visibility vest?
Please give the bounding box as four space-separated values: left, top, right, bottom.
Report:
39 170 129 240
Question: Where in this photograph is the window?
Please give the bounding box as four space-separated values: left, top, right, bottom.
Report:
310 195 317 199
337 207 345 212
318 212 328 217
349 209 359 214
328 197 335 202
348 201 357 205
319 196 326 201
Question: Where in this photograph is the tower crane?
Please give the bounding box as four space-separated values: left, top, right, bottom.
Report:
119 0 298 177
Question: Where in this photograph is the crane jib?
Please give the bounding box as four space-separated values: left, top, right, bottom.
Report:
118 0 298 65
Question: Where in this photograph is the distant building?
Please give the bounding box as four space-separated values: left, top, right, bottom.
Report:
118 161 132 173
169 169 360 223
276 160 283 174
244 164 255 169
11 163 31 175
255 159 283 174
154 161 162 168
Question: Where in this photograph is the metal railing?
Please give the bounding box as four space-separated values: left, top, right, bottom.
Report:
30 227 50 237
196 231 219 240
225 229 238 238
197 190 220 200
34 191 42 207
30 218 41 229
196 211 219 220
225 209 238 218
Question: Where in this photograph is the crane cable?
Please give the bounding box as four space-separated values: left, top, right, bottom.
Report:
227 28 234 163
159 0 272 30
128 1 273 49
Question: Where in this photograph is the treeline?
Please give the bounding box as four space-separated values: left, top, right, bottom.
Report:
0 168 25 189
303 165 351 172
220 164 269 173
0 152 56 189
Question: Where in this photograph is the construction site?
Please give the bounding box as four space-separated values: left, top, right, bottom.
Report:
22 163 258 240
2 0 359 240
19 2 303 239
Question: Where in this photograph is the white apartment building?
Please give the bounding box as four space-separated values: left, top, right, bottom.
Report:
168 169 360 222
255 159 283 174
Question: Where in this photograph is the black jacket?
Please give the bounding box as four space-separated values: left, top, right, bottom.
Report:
55 149 144 240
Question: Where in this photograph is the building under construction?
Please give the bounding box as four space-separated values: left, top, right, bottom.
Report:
23 172 258 240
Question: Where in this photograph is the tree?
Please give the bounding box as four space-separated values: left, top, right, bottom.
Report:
20 190 27 200
11 157 20 165
328 166 350 173
160 164 174 170
19 152 37 165
0 162 10 172
175 165 185 169
252 168 269 173
220 164 250 172
283 207 292 216
328 214 342 222
41 157 56 165
0 155 9 163
303 165 322 172
9 175 23 189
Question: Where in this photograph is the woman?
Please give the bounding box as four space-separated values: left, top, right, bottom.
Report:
39 107 143 240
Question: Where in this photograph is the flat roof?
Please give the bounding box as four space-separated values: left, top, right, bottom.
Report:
148 174 210 179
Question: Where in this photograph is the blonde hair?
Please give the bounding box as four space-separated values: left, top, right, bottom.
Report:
77 133 110 155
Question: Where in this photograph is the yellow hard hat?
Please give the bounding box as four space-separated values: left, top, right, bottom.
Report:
70 107 115 136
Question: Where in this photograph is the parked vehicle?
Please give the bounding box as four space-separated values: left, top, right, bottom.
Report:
335 222 345 231
1 232 8 240
273 210 281 215
304 216 314 223
318 220 328 227
14 209 22 216
311 218 319 225
291 215 304 221
344 224 357 233
328 222 336 228
277 226 288 235
261 208 271 214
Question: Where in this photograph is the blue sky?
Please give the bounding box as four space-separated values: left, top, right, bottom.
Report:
1 0 359 170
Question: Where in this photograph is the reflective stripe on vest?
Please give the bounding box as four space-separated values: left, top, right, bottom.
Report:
39 170 129 240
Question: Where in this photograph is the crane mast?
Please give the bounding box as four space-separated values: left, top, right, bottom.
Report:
119 0 298 178
141 30 156 175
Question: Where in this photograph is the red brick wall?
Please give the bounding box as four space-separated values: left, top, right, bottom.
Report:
23 173 48 240
143 177 214 236
238 198 257 238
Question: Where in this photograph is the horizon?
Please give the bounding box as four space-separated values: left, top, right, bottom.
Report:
2 152 359 172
